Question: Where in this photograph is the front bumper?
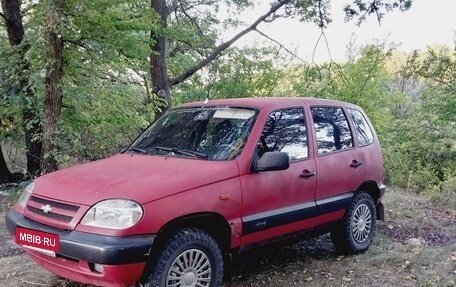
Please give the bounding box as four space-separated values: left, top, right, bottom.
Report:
6 210 155 286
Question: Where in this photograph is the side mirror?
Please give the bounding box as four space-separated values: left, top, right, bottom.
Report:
257 151 290 172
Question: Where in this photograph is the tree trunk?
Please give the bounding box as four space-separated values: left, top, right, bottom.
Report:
41 0 64 173
1 0 24 45
150 0 171 119
148 0 290 119
24 109 43 175
0 144 13 184
1 0 43 176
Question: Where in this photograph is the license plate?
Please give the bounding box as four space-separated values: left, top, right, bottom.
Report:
16 227 60 253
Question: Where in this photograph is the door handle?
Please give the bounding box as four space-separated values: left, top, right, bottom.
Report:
300 170 316 178
350 160 363 168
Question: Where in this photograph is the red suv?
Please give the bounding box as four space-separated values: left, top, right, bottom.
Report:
6 97 385 287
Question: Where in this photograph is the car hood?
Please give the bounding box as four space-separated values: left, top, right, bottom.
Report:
33 154 240 206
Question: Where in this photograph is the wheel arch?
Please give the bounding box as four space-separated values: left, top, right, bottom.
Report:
357 180 381 203
155 212 232 253
140 213 232 284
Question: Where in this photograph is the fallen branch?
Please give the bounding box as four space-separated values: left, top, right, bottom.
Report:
19 279 47 286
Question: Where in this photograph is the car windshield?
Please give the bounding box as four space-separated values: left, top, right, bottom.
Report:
128 107 257 160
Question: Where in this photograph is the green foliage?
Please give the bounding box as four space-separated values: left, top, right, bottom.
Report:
207 47 284 99
173 46 284 103
441 176 456 194
344 0 412 24
0 31 29 140
281 44 403 137
287 0 331 28
3 0 454 196
272 43 455 194
58 82 154 165
382 47 456 193
52 0 161 164
1 0 161 167
0 49 22 138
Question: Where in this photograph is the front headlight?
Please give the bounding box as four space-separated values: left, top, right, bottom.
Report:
17 182 34 208
80 199 143 229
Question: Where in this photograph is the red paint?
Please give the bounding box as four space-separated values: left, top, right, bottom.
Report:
220 194 230 200
9 97 384 287
27 250 145 287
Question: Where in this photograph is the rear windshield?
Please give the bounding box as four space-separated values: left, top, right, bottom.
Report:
128 107 257 160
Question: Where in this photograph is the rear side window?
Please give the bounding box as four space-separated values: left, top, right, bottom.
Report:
348 108 374 146
258 108 308 161
311 107 353 155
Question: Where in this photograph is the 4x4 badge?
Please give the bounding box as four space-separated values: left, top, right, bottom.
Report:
40 204 53 214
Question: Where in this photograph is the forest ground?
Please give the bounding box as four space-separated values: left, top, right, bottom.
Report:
0 187 454 287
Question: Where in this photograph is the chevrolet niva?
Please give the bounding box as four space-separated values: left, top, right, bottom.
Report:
6 97 385 287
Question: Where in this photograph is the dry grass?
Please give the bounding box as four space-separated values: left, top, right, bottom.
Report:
226 189 456 287
1 188 455 287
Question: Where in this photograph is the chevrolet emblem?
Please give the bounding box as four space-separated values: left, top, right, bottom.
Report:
40 204 53 214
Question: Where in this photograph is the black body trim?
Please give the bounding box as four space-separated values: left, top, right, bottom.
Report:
242 192 354 235
239 220 339 252
5 210 155 265
242 202 316 234
376 202 385 220
315 192 354 215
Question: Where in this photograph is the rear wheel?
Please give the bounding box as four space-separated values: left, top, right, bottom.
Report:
147 228 223 287
331 192 376 254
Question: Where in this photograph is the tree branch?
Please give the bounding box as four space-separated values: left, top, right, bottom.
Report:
167 0 178 15
255 28 306 63
178 1 211 46
64 38 88 48
0 12 6 22
169 0 291 86
171 8 211 58
183 0 218 12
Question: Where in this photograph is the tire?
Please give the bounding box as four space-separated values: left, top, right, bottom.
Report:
147 228 223 287
331 192 376 254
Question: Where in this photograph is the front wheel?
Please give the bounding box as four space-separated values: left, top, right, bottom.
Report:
331 192 377 254
147 228 223 287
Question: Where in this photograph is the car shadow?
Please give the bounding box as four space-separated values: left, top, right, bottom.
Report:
230 234 337 283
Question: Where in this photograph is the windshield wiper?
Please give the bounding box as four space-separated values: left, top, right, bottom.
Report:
155 146 208 159
127 147 149 155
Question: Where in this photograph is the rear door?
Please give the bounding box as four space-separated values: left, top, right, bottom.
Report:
240 107 317 246
310 106 365 217
347 108 383 184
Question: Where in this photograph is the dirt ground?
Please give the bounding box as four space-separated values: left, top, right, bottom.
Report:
0 187 455 287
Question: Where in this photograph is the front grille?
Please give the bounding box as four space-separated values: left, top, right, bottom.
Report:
29 196 79 212
26 195 80 225
27 206 73 222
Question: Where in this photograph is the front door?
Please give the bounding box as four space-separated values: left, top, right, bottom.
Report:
240 107 317 246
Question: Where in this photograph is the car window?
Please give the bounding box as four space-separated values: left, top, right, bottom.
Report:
129 107 257 160
311 107 353 155
348 108 374 146
258 108 308 161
